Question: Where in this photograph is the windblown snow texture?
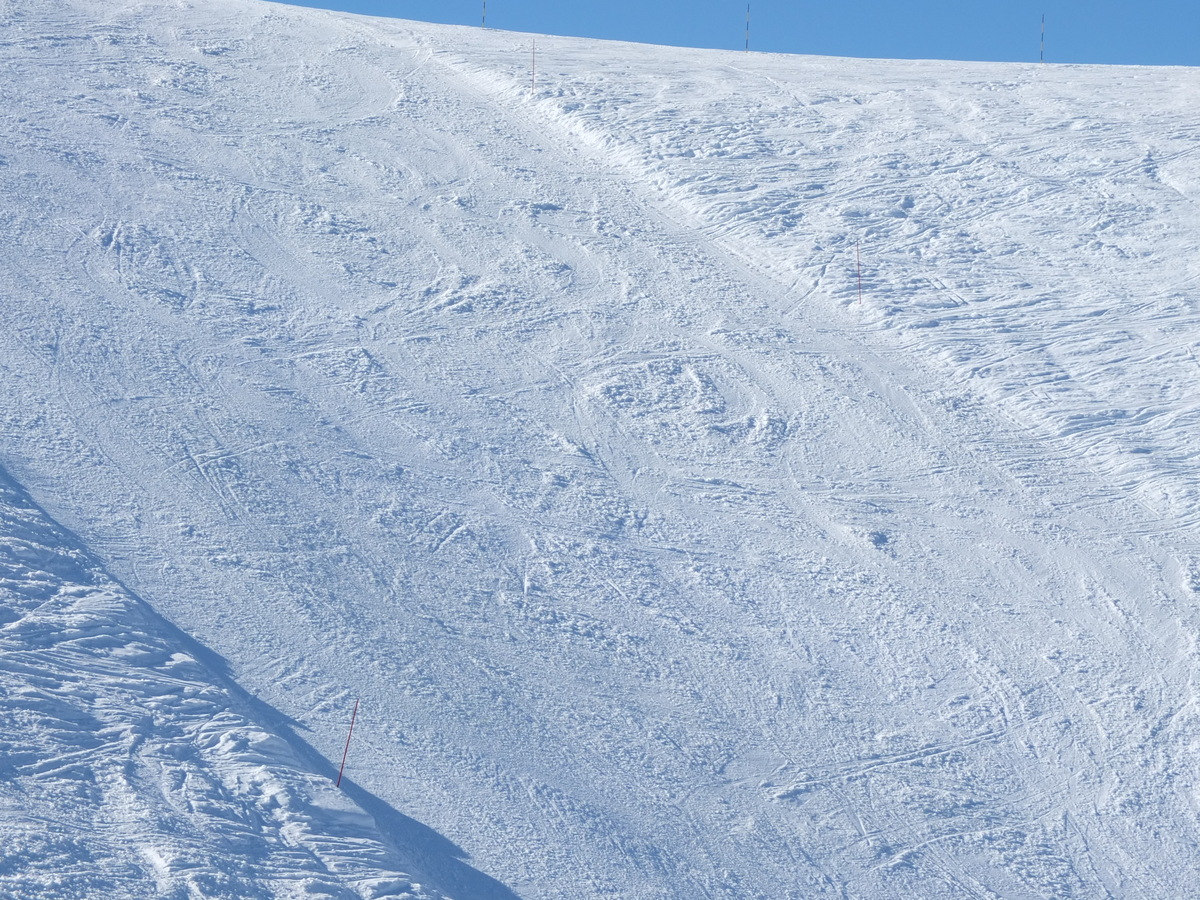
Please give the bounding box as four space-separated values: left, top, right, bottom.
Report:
2 0 1200 897
0 468 439 899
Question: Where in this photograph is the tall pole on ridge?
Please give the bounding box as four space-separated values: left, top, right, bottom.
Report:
482 0 486 28
1040 14 1045 63
335 699 360 788
745 4 750 52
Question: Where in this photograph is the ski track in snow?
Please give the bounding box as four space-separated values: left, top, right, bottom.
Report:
0 468 441 899
2 0 1200 896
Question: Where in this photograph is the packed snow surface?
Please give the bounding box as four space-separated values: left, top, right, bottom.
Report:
3 0 1200 896
0 470 440 899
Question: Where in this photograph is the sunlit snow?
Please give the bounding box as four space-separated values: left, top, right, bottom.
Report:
3 0 1200 897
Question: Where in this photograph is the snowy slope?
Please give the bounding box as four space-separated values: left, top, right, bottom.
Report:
0 467 440 899
2 0 1200 896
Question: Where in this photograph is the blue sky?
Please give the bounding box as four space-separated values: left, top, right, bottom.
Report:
275 0 1199 66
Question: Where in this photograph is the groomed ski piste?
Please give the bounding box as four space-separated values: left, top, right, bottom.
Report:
2 0 1200 896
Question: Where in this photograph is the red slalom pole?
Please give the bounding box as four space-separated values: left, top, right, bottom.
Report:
336 698 359 788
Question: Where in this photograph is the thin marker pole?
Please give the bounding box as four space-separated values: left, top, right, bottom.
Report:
335 698 360 788
482 0 486 28
856 240 863 305
745 4 750 52
1040 14 1045 63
